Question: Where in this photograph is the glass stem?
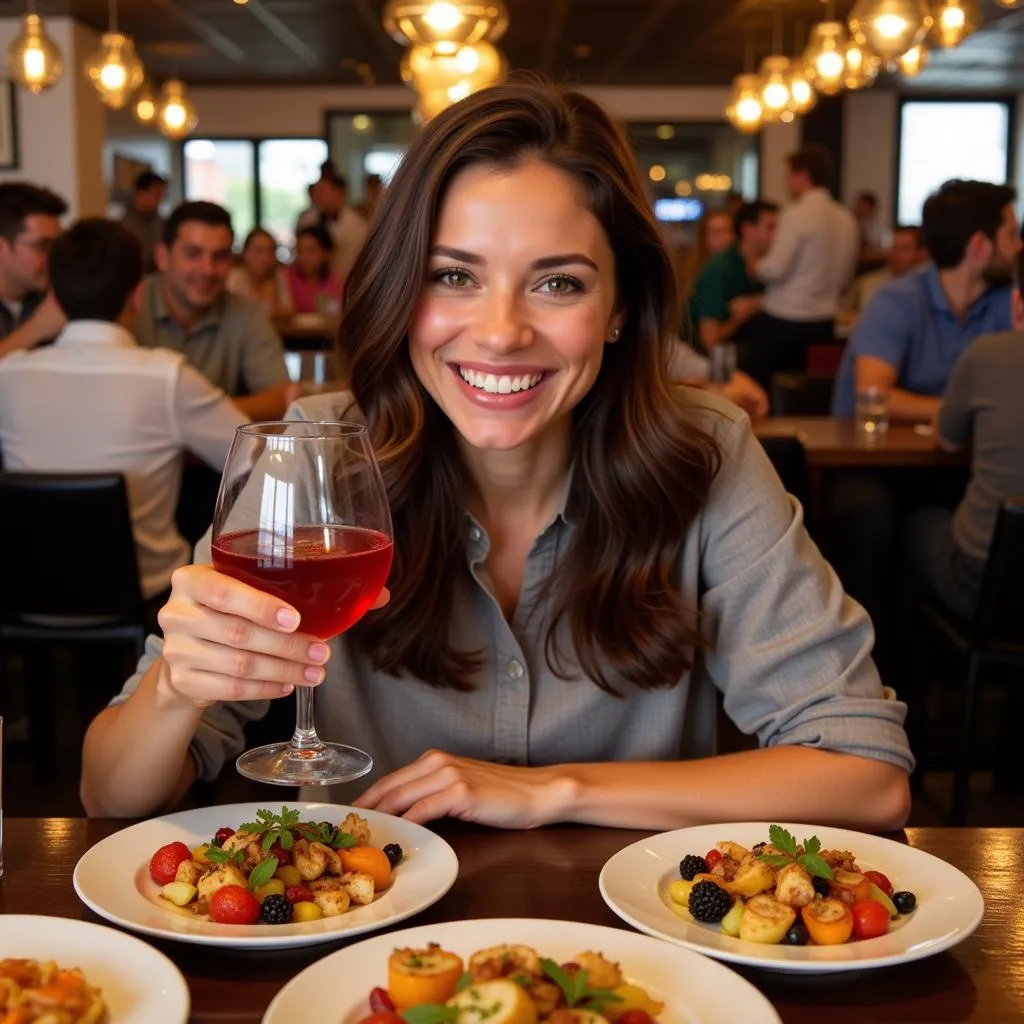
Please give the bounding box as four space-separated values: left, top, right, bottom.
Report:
291 685 325 752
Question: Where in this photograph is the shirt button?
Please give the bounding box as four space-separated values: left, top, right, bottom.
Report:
469 525 482 543
506 658 525 680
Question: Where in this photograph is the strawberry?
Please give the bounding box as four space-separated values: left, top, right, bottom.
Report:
149 842 192 885
209 884 261 925
285 884 314 905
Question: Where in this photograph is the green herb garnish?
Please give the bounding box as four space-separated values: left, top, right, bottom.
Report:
455 972 474 993
757 824 833 880
247 856 279 891
540 959 623 1012
401 1006 458 1024
205 847 245 867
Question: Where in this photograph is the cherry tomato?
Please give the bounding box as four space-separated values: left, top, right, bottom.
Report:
149 842 192 885
704 849 724 871
863 870 893 897
369 988 396 1014
269 842 292 866
214 827 235 846
616 1012 656 1024
851 899 891 940
209 884 261 925
356 1013 403 1024
285 885 314 905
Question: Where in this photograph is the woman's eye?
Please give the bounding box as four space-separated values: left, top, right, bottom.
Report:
434 268 473 288
537 275 582 295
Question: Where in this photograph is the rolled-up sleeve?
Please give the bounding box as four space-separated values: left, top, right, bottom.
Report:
698 415 914 773
109 633 270 782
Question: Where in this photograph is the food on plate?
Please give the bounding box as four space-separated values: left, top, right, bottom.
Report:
147 806 401 925
0 958 105 1023
667 825 918 947
355 943 666 1024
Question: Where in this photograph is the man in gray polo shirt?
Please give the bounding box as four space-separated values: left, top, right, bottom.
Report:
135 200 293 420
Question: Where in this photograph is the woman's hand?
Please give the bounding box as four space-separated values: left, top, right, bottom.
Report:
354 749 575 829
157 564 389 710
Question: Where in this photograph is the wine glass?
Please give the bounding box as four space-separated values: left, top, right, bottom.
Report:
211 421 393 786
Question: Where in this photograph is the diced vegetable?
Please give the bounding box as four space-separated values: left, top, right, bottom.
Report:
387 946 465 1009
720 899 745 937
801 899 854 945
159 881 197 907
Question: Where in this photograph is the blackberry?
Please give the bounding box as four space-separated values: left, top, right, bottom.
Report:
812 876 831 899
678 854 708 881
687 880 733 923
260 894 294 925
383 843 404 868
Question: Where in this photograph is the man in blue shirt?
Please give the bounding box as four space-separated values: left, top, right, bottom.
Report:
833 179 1019 420
826 179 1019 684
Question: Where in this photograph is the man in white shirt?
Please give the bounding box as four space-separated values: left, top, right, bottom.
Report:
296 167 368 277
0 219 248 603
742 146 859 389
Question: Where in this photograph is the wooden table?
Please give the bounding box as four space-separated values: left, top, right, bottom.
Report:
1 820 1019 1023
755 417 969 468
272 315 339 350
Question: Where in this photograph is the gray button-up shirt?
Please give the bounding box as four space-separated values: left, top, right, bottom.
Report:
113 390 913 804
134 273 289 398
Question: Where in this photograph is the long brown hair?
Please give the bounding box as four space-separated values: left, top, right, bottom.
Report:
342 80 721 695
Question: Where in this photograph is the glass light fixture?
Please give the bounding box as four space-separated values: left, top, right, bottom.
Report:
802 21 849 96
995 0 1023 6
157 79 198 139
844 41 881 88
896 42 930 74
787 65 817 115
403 41 506 119
132 79 157 124
7 11 63 94
758 55 792 123
383 1 508 56
849 0 932 62
931 0 980 48
84 33 144 109
726 73 764 135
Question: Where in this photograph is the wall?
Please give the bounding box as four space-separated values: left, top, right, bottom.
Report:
842 90 898 228
0 17 105 218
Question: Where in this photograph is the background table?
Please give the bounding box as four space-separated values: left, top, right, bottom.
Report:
755 417 969 468
1 820 1019 1023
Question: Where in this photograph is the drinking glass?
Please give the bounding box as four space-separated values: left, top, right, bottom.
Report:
855 383 890 441
708 342 737 384
212 422 393 786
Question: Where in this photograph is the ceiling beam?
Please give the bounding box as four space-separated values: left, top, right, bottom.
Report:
243 0 319 65
351 0 404 67
600 0 681 80
149 0 248 65
539 0 572 73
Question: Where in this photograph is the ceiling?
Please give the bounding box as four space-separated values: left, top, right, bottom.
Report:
3 0 1024 90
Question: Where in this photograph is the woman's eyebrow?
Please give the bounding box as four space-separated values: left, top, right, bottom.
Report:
530 253 600 272
430 245 484 265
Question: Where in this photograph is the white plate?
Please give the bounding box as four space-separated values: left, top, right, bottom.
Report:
263 917 782 1024
73 802 459 950
0 915 189 1022
599 821 984 973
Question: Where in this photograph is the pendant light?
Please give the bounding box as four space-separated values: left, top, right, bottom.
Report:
757 13 791 124
802 5 848 97
786 23 817 116
843 40 881 89
726 36 763 135
848 0 932 63
402 41 506 120
7 3 63 94
995 0 1023 7
84 1 144 109
157 79 198 139
896 42 930 75
132 79 158 125
383 1 508 56
931 0 980 48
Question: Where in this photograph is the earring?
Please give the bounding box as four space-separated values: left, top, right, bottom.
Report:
608 326 621 341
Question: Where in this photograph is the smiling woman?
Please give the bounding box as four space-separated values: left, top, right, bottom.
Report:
82 80 912 836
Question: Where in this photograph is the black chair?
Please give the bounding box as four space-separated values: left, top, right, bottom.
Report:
757 435 812 522
0 472 146 776
914 497 1024 824
770 373 835 417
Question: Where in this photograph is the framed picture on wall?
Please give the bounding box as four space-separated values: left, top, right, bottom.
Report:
0 80 18 170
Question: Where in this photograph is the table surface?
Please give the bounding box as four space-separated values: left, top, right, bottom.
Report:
755 417 969 468
0 819 1018 1023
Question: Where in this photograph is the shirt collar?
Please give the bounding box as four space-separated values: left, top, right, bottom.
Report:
922 263 1000 319
54 320 137 348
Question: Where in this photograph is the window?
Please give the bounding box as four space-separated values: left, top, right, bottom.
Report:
898 100 1012 225
325 111 418 206
182 137 329 252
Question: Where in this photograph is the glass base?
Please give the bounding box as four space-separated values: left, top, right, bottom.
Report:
236 741 373 786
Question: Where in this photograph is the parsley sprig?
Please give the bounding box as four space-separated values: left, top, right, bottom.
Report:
540 959 623 1013
225 806 358 853
757 824 833 880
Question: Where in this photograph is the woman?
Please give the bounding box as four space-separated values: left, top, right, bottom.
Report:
226 228 292 318
81 83 911 830
286 225 344 315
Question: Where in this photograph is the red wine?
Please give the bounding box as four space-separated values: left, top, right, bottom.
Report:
212 525 393 640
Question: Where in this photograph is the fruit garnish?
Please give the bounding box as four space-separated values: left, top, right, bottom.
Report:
540 958 623 1012
756 825 833 880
